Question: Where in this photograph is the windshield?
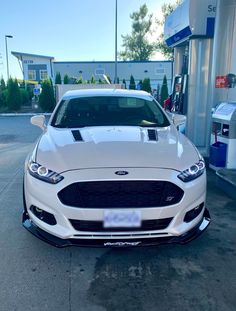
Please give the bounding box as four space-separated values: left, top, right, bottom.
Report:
51 96 170 128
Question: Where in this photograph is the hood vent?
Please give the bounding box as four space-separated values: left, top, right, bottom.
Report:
147 129 158 141
72 130 83 141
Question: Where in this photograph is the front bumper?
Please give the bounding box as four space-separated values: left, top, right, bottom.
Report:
22 209 211 248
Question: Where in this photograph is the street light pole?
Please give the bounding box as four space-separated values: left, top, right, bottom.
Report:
114 0 118 84
5 35 13 80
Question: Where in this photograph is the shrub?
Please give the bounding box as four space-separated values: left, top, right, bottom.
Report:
6 78 22 111
20 89 30 105
91 75 96 84
122 79 126 89
76 76 83 84
129 75 136 89
39 79 56 112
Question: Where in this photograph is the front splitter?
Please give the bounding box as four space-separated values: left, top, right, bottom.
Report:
22 209 211 248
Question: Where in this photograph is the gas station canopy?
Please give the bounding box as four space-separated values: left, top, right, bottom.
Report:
164 0 216 47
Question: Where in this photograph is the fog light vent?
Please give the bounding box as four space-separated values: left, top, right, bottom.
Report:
184 203 204 223
30 205 57 225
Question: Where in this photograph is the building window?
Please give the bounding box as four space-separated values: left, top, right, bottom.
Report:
28 70 36 80
95 68 105 75
155 68 165 75
40 70 48 80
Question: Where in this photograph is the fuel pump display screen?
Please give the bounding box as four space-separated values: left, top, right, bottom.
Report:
175 83 181 92
222 124 229 137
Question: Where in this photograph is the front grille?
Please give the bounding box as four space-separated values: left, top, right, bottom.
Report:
69 217 173 232
58 181 184 208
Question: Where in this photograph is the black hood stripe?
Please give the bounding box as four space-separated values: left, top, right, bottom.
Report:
72 130 83 141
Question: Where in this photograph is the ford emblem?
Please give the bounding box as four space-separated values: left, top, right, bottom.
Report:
115 170 129 176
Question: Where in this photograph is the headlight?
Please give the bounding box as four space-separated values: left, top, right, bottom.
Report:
28 161 64 184
178 160 205 182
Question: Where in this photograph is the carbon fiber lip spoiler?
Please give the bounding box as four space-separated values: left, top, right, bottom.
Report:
22 209 211 248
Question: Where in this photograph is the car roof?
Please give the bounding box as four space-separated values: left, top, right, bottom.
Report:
62 88 152 100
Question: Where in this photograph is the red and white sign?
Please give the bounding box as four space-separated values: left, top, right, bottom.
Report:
215 76 228 88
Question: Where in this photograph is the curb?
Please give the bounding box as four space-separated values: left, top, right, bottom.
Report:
0 113 52 116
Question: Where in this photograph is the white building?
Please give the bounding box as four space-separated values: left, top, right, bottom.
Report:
12 51 173 91
12 51 54 82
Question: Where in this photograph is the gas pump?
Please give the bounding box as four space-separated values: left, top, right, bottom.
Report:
164 0 216 154
171 74 188 114
210 102 236 169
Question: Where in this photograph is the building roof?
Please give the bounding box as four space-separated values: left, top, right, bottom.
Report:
54 60 172 64
11 51 54 60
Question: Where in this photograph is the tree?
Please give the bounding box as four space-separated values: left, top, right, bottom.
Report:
129 75 136 90
156 1 182 60
119 4 156 61
63 74 69 84
55 72 62 84
142 78 151 93
160 75 169 106
0 77 6 91
0 77 7 109
114 77 119 84
39 79 56 112
6 78 22 111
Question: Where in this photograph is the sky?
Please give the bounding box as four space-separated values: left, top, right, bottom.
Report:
0 0 174 80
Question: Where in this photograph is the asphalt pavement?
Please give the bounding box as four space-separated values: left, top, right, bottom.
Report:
0 116 236 311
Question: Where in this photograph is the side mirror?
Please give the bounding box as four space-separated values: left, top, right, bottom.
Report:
172 113 186 128
31 115 46 130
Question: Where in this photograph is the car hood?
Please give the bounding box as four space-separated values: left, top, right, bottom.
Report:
35 125 199 173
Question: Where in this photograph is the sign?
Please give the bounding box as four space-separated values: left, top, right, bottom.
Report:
23 60 33 64
33 88 41 96
215 76 228 88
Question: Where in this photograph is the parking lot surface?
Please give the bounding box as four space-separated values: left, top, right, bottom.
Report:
0 116 236 311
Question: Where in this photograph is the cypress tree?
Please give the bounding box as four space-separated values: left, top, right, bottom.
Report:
39 79 56 112
0 77 6 91
55 72 62 84
156 83 160 102
129 75 136 89
142 78 151 93
160 75 169 107
91 75 96 84
6 78 22 111
63 74 69 84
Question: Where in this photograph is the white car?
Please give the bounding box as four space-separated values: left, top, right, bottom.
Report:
23 89 210 247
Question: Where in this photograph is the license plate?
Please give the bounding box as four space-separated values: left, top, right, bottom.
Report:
104 210 141 228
